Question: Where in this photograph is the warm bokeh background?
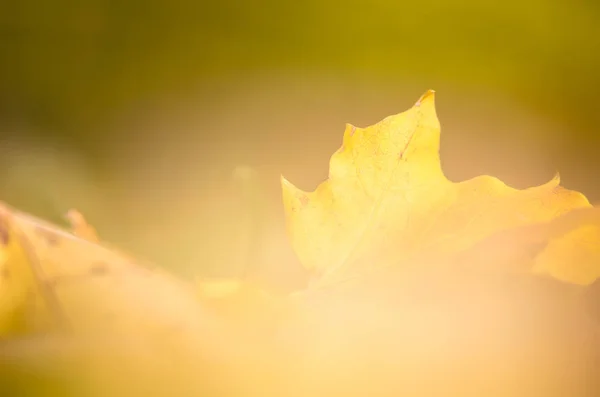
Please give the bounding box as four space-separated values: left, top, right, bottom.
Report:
1 0 598 290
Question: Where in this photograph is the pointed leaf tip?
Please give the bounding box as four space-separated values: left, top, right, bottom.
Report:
344 123 357 136
415 89 436 107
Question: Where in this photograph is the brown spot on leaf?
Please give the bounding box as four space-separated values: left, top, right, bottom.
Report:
299 195 309 206
89 262 109 276
2 267 9 280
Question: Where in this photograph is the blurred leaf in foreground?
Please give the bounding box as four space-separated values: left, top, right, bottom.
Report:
0 203 277 397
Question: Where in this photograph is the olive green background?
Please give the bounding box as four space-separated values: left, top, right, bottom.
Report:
0 1 598 288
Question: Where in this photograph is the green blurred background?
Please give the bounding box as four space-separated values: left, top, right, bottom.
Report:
0 0 598 289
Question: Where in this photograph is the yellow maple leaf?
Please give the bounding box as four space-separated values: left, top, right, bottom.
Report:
452 205 600 284
282 90 593 287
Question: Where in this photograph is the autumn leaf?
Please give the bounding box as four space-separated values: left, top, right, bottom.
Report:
0 203 215 338
0 203 279 397
0 206 59 337
281 90 593 287
452 205 600 284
